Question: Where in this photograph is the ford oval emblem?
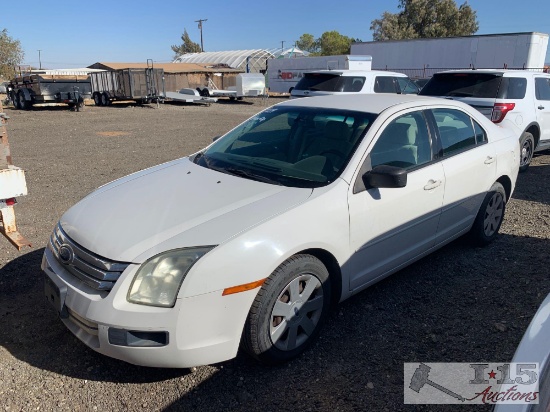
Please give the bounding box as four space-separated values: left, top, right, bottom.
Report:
58 244 74 264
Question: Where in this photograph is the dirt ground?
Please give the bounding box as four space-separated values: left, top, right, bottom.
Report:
0 98 549 411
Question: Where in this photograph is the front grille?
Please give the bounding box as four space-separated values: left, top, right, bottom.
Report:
49 224 130 292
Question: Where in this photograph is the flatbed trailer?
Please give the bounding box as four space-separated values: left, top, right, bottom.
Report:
9 73 91 110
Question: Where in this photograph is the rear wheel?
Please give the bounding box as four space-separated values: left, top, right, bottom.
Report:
469 182 506 246
100 92 110 106
519 132 535 172
243 254 331 364
93 93 101 106
11 91 21 109
18 91 30 110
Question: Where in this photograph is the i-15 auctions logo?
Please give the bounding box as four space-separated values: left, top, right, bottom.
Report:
404 363 539 405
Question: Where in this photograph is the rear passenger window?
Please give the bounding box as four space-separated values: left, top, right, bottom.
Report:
433 109 478 156
535 78 550 100
474 121 487 144
499 77 527 99
369 111 432 170
374 77 397 93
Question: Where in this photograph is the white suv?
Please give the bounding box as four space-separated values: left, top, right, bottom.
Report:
420 70 550 171
290 70 419 99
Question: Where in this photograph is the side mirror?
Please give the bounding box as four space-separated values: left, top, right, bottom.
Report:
363 165 407 189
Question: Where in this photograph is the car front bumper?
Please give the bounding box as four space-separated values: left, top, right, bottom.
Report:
41 246 256 368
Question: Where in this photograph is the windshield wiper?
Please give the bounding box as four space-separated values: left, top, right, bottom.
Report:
224 167 282 185
193 152 213 169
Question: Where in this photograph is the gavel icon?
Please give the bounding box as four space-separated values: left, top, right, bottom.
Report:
409 363 466 402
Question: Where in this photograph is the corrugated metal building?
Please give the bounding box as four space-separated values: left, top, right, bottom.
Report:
173 48 308 73
87 62 243 91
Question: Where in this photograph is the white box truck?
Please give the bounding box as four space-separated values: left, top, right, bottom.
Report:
267 55 372 94
351 32 549 75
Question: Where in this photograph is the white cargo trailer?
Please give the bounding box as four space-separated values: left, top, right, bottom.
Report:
351 32 549 74
267 55 372 93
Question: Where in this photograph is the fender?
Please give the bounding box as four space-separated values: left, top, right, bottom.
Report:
521 121 540 147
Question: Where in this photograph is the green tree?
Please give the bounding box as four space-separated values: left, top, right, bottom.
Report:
296 31 360 56
318 31 356 55
171 29 201 58
370 0 479 41
296 33 319 54
0 29 24 79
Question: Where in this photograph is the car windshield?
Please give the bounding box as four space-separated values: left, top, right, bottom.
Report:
420 73 504 98
294 73 366 92
196 106 376 188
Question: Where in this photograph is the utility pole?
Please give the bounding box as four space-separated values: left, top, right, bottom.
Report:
195 19 207 52
37 50 42 70
281 41 285 53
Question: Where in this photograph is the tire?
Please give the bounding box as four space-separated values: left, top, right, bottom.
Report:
11 92 21 109
519 132 535 172
469 182 506 246
93 93 101 106
18 91 30 110
100 92 110 106
243 254 331 364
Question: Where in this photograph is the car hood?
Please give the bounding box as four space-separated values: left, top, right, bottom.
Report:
60 158 312 262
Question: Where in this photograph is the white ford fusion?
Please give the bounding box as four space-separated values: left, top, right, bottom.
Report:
42 94 519 368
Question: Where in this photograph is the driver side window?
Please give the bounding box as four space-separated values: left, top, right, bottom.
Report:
369 111 432 170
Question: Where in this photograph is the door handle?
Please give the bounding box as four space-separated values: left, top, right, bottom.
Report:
538 105 545 110
424 180 442 190
484 156 496 165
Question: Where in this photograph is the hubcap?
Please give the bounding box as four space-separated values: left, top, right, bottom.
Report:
270 274 324 351
483 192 504 237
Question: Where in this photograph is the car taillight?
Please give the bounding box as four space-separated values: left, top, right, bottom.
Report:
491 103 515 123
3 198 16 206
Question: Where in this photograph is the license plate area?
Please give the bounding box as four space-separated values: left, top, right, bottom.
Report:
44 274 68 318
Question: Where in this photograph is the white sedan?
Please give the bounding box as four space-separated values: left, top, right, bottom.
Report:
42 94 519 367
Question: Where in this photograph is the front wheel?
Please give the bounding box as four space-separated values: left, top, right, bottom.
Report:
469 182 506 246
519 132 535 172
243 254 331 364
93 93 101 106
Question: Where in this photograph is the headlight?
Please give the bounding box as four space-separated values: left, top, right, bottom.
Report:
127 246 214 307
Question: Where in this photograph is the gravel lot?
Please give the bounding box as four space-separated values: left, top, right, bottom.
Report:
1 98 549 411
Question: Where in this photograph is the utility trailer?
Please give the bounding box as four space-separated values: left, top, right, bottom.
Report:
165 89 218 105
0 100 31 250
8 72 90 110
90 65 165 106
197 73 266 101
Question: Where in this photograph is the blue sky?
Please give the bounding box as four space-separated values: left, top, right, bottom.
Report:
3 0 550 69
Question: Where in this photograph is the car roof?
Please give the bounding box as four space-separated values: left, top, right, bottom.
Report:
278 93 469 114
435 69 550 77
303 70 408 77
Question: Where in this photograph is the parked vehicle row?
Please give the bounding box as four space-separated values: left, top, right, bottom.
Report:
420 70 550 171
43 94 519 368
